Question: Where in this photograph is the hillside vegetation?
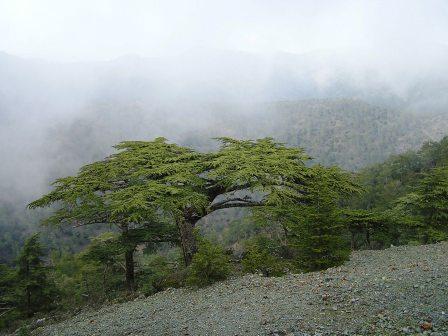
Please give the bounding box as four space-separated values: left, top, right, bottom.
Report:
258 99 434 170
355 136 448 209
1 133 447 333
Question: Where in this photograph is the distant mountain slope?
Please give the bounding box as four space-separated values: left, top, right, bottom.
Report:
35 242 448 336
38 98 447 173
251 99 435 170
164 98 448 171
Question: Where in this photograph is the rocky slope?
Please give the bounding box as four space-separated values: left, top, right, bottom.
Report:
35 242 448 336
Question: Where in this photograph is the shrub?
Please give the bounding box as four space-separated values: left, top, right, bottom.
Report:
17 326 31 336
187 238 231 287
242 236 290 277
139 253 186 295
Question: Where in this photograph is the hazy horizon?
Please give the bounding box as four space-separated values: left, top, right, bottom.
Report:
1 0 448 62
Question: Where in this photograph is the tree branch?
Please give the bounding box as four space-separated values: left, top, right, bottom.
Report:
209 197 253 210
208 201 266 212
71 216 114 228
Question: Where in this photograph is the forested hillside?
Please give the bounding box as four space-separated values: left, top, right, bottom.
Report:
30 98 447 173
254 99 433 169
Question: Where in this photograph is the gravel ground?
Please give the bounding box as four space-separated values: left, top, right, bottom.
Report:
34 242 448 336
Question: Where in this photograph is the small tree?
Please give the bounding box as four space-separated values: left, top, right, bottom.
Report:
138 254 182 295
289 166 359 271
394 167 448 243
417 167 448 241
15 234 55 317
343 209 391 249
0 263 16 329
78 233 126 299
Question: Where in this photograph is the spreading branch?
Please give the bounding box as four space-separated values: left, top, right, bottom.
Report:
209 199 265 212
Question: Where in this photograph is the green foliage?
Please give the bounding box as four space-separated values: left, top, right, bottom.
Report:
138 251 186 295
28 138 195 289
15 234 56 317
16 326 31 336
0 263 17 329
261 99 432 171
220 215 261 249
138 255 172 295
289 166 354 272
342 209 398 249
29 136 313 272
242 235 291 277
0 234 56 331
417 167 448 228
79 233 126 297
354 136 448 210
28 137 204 225
350 136 448 246
80 232 123 264
387 193 427 243
0 204 50 265
29 135 313 240
392 167 448 243
203 140 354 274
208 137 310 205
51 232 131 307
50 252 86 308
187 237 231 287
51 239 186 308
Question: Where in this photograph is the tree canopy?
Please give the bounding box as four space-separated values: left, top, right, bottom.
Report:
29 137 314 288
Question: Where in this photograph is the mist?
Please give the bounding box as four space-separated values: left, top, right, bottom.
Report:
1 0 448 204
2 0 447 61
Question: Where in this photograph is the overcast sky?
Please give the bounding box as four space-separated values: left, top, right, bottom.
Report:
1 0 447 62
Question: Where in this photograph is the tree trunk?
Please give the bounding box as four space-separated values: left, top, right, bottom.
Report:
25 260 31 317
125 249 135 292
350 231 356 250
102 265 108 297
365 229 371 249
179 219 197 266
121 223 136 292
26 286 31 317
